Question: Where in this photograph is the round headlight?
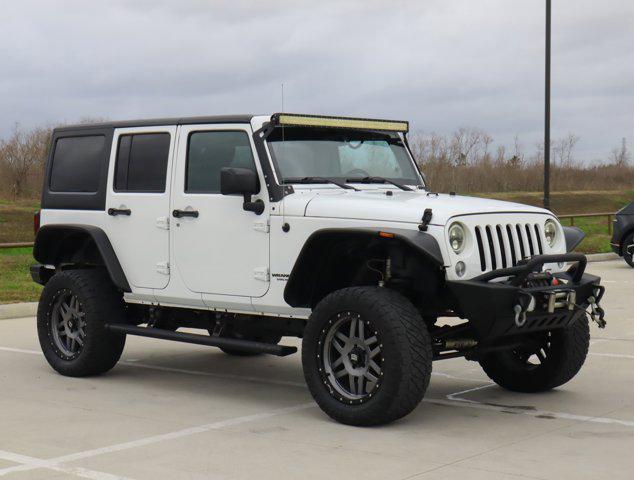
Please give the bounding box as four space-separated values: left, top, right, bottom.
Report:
448 223 466 254
544 219 558 247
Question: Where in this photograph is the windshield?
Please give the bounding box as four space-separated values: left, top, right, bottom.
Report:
266 127 423 186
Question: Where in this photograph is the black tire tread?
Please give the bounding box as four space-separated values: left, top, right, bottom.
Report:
479 317 590 392
303 287 432 426
37 269 126 377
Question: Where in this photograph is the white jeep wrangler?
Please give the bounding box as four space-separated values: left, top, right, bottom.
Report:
32 113 606 425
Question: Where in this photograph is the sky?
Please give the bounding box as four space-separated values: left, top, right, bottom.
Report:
0 0 632 163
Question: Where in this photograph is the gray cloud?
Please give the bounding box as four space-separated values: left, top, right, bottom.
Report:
0 0 632 162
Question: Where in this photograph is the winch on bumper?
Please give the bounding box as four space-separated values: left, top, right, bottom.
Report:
446 253 606 341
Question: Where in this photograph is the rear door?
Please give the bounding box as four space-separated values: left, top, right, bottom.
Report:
105 126 176 290
170 124 270 298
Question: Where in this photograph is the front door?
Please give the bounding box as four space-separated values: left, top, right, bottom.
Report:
171 124 270 297
105 126 176 290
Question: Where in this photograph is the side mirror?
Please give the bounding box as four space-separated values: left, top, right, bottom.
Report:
220 167 259 195
220 167 264 215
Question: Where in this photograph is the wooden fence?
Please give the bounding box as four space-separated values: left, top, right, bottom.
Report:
558 212 615 234
0 242 34 249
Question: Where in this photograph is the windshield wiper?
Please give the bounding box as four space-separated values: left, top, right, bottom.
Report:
284 177 360 191
345 176 413 191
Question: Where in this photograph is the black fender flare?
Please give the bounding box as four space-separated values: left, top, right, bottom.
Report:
33 224 131 292
284 227 445 307
562 226 585 252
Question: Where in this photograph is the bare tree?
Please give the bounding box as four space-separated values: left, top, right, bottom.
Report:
449 128 492 166
552 133 579 168
610 138 630 167
0 124 50 198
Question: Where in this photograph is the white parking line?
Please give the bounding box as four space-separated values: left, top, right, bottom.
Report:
0 346 40 355
432 395 634 428
123 361 307 388
0 449 134 480
446 383 496 400
0 402 316 477
441 383 634 428
590 352 634 360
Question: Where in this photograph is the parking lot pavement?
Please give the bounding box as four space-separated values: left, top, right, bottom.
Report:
0 260 632 480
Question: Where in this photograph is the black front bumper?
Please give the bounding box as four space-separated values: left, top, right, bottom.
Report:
446 253 604 340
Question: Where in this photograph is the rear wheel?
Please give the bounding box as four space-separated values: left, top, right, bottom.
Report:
37 269 126 377
302 287 432 426
479 317 590 392
623 232 634 268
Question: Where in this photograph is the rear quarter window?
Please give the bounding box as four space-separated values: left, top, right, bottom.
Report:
49 135 106 192
114 133 171 192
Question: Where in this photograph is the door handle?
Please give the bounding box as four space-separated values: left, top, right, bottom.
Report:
172 209 199 218
108 208 131 216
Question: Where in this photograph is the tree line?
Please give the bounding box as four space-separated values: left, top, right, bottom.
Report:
0 122 631 200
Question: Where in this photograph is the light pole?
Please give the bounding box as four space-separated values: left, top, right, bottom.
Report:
544 0 551 209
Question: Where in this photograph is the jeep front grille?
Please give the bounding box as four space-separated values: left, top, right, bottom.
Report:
474 223 544 271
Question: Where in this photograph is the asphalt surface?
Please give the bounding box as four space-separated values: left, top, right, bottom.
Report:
0 260 632 479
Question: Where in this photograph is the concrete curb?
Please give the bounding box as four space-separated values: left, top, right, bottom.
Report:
586 252 620 262
0 302 37 320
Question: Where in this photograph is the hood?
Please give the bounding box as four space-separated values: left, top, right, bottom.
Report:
290 189 550 225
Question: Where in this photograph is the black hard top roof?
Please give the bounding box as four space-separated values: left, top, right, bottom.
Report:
54 114 257 132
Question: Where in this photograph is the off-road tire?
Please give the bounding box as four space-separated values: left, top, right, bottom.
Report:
302 287 432 426
479 317 590 393
623 232 634 268
37 269 126 377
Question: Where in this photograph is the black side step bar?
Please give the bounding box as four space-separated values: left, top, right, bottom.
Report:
105 324 297 357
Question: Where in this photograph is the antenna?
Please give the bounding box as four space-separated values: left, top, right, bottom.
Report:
281 82 284 113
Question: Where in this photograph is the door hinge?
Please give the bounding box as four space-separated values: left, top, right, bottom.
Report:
156 261 170 275
253 218 269 233
253 267 270 282
156 216 170 230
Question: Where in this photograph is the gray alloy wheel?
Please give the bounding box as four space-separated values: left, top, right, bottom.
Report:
50 292 87 359
302 287 432 425
321 311 383 403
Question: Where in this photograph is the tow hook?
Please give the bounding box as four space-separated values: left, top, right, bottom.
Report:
588 294 607 329
513 292 535 327
513 305 527 327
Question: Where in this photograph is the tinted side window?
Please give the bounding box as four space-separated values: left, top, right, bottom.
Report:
186 131 256 194
50 135 106 192
114 133 170 192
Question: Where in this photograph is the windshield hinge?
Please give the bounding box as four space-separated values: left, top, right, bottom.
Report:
419 208 433 232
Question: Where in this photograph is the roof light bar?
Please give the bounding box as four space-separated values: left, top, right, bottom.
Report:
272 113 409 133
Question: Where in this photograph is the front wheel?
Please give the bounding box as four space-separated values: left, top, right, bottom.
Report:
302 287 432 426
479 317 590 392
